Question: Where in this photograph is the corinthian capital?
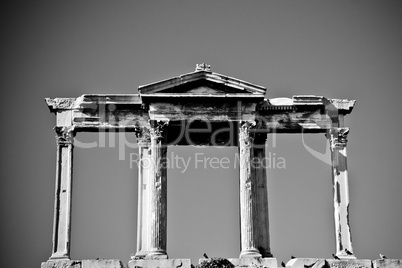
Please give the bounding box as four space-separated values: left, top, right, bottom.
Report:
54 126 75 145
239 121 257 146
149 120 169 139
327 127 349 149
134 125 151 146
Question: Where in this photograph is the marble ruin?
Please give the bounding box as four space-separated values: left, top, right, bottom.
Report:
42 64 400 268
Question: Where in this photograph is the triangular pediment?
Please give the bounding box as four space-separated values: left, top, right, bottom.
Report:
138 65 266 99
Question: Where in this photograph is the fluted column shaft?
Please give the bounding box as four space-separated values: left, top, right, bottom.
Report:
147 121 168 259
133 127 151 259
328 127 356 259
239 122 262 258
50 127 75 260
254 134 272 258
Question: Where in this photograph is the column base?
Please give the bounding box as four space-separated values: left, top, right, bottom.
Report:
239 249 263 258
145 250 168 260
335 250 357 260
49 253 70 261
131 250 148 260
128 259 191 268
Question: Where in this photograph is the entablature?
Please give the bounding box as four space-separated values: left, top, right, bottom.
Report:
45 95 355 134
257 95 355 115
45 65 355 134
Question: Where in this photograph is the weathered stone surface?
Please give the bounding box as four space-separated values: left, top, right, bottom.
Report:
285 258 325 268
50 127 75 260
326 259 371 268
328 99 356 114
41 260 81 268
82 259 124 268
373 259 402 268
226 257 277 268
138 65 266 98
254 138 272 258
133 135 151 259
147 121 169 259
46 98 77 111
148 101 257 122
327 128 355 259
128 258 191 268
42 259 125 268
238 122 261 258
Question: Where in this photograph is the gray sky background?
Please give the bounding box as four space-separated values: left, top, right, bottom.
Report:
1 1 401 267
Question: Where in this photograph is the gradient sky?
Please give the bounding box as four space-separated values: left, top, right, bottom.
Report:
1 1 402 267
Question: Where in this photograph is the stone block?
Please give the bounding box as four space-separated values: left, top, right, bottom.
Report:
285 258 325 268
226 257 277 268
373 259 402 268
82 259 125 268
41 260 82 268
128 258 191 268
325 259 372 268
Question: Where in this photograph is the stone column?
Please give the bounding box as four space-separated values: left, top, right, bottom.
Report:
147 121 168 259
49 127 75 260
133 127 151 259
327 127 356 259
239 122 262 258
254 133 273 258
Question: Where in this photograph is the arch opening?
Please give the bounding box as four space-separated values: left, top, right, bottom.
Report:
167 146 240 263
71 132 137 264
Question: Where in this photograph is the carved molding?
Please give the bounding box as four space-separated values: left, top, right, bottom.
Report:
134 125 151 145
149 120 169 140
195 63 211 72
46 98 76 110
328 127 350 150
54 126 75 145
329 99 356 112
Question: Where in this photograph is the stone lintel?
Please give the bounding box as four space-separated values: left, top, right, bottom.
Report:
257 96 355 116
46 94 143 113
326 259 372 268
293 95 325 105
148 102 257 122
293 95 356 114
42 259 125 268
128 259 191 268
373 259 402 268
285 258 325 268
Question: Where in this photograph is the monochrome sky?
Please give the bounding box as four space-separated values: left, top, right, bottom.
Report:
1 1 402 267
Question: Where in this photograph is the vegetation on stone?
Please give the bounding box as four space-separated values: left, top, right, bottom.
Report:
198 257 235 268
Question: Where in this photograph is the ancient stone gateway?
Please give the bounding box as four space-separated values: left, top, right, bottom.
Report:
43 64 379 268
